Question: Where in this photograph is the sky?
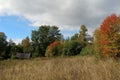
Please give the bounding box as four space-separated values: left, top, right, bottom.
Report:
0 0 120 44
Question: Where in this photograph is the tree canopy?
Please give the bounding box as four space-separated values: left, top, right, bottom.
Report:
31 25 61 57
0 32 7 59
1 14 120 60
96 14 120 57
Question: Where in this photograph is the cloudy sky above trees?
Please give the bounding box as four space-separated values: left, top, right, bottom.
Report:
0 0 120 43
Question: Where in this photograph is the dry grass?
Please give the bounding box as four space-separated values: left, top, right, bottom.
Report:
0 56 120 80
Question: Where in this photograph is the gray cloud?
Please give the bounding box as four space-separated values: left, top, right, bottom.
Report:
0 0 120 34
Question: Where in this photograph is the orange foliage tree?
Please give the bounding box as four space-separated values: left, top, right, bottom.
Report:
45 40 62 57
100 14 120 57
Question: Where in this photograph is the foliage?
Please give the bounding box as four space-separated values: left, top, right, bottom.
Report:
0 32 7 60
2 14 120 59
79 25 87 42
45 40 62 57
80 45 95 56
0 32 7 51
71 33 79 40
5 39 16 59
31 25 62 57
100 14 120 57
93 29 101 57
21 37 31 53
62 41 83 56
78 25 88 42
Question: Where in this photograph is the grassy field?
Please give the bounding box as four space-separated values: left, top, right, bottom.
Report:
0 56 120 80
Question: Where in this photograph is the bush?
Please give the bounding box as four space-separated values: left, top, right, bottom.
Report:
80 45 94 56
45 40 63 57
62 41 83 56
0 50 10 60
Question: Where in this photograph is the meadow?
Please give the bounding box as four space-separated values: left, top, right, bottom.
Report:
0 56 120 80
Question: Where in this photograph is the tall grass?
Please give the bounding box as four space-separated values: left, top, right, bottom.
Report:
0 56 120 80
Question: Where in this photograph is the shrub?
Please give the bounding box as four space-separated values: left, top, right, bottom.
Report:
62 41 83 56
45 40 62 57
80 45 94 56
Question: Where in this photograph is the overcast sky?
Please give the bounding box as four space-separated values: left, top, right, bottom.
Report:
0 0 120 43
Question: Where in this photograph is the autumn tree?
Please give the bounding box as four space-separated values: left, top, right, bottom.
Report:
100 14 120 57
93 29 101 57
45 40 62 57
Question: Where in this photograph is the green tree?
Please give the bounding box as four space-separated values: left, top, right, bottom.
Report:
78 25 88 47
31 25 61 57
71 33 79 40
21 37 31 53
0 32 7 59
6 39 16 58
80 45 94 56
62 41 83 56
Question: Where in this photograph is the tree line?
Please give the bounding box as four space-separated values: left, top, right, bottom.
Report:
0 14 120 60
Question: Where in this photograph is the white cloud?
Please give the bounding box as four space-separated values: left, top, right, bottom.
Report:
0 0 120 35
7 38 22 45
13 38 22 44
63 33 73 38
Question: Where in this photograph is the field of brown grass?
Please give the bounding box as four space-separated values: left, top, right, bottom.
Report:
0 56 120 80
